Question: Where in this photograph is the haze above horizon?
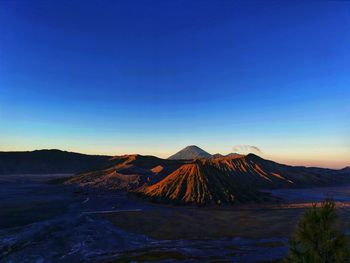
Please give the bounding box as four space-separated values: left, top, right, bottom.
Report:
1 1 349 168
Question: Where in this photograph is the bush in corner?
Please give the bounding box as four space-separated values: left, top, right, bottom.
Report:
285 199 349 263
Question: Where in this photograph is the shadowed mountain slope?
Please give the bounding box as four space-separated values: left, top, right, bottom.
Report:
168 145 212 160
239 154 350 187
0 150 110 175
340 167 350 173
65 154 186 190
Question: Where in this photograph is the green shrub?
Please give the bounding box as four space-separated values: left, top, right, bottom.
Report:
285 199 349 263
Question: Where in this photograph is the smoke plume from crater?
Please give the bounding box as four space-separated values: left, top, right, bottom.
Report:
232 145 263 155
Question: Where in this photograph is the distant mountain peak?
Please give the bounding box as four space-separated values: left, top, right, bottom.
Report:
183 145 205 151
168 145 212 160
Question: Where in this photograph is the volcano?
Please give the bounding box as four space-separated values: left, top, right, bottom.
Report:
135 159 274 205
168 145 212 160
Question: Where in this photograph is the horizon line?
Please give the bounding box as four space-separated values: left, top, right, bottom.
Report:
1 147 348 170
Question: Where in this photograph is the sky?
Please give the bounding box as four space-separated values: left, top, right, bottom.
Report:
0 0 349 168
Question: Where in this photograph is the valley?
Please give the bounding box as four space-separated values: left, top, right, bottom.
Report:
1 174 350 262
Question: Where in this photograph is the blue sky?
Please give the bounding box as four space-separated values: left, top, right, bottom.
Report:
0 1 349 168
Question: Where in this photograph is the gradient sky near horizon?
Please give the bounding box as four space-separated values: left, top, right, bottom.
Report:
0 0 349 168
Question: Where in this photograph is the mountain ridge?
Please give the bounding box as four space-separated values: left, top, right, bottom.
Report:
64 152 350 205
1 148 350 206
65 154 187 190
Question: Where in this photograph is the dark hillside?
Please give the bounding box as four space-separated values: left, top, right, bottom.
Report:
0 150 110 174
